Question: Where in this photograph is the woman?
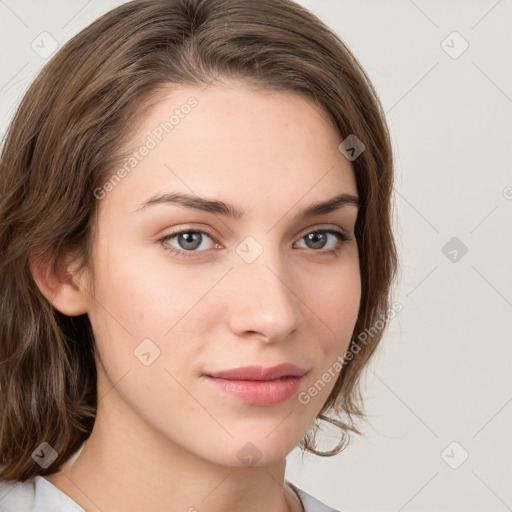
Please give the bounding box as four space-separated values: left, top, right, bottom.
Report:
0 0 398 510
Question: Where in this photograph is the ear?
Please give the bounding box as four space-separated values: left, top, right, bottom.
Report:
29 248 91 316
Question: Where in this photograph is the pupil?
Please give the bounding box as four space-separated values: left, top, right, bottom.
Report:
307 232 326 249
179 232 201 250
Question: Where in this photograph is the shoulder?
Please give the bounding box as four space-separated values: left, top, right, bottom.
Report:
0 477 36 510
0 476 85 512
287 481 344 512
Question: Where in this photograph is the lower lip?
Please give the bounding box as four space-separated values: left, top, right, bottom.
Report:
204 376 304 406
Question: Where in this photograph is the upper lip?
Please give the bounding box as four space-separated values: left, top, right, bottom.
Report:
205 363 306 381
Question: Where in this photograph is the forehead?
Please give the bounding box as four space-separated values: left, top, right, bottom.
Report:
98 83 357 220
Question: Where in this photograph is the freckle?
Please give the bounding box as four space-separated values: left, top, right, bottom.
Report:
139 313 144 319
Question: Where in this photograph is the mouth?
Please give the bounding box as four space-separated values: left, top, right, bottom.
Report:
203 364 307 406
204 363 306 381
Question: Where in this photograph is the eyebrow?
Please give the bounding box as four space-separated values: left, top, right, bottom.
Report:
133 191 360 220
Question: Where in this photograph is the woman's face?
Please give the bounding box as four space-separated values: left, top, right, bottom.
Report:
83 83 361 466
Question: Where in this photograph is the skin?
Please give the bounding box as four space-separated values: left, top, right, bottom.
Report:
32 82 361 512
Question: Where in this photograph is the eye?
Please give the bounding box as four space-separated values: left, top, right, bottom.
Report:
159 229 219 259
295 229 351 254
158 227 352 259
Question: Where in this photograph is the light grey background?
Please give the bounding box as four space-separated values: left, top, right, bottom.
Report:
1 1 511 511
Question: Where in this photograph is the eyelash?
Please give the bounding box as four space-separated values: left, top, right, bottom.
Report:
158 227 352 259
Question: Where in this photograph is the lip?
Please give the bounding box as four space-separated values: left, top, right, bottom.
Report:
203 364 307 406
205 363 306 381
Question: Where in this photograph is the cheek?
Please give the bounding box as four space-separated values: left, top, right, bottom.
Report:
303 250 361 347
88 241 230 371
297 249 361 397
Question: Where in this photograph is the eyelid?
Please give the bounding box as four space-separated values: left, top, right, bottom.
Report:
296 223 352 237
159 223 351 242
159 224 219 242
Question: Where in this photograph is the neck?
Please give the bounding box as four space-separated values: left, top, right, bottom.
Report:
43 372 303 512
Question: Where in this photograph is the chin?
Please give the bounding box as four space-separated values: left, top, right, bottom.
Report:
186 435 297 468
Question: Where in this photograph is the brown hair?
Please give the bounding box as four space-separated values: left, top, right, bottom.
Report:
0 0 398 481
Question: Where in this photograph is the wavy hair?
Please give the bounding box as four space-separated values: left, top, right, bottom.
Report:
0 0 398 480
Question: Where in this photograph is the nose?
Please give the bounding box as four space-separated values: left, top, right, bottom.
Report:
225 249 303 343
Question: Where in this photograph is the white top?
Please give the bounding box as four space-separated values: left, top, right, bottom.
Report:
0 476 342 512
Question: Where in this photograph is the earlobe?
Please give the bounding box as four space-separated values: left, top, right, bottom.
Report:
29 249 90 316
